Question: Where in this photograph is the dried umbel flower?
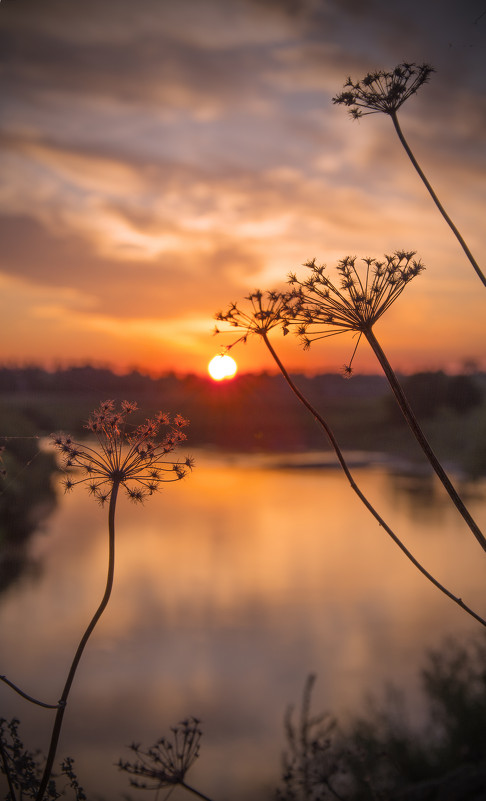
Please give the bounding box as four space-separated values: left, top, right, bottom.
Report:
215 289 288 349
52 400 193 504
332 62 434 118
285 251 424 367
286 253 486 555
11 402 195 801
214 280 486 626
118 718 203 791
333 62 485 287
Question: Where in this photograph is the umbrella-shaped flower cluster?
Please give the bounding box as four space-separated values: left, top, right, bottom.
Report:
215 290 288 349
52 400 193 504
285 251 424 353
118 718 202 790
332 62 434 118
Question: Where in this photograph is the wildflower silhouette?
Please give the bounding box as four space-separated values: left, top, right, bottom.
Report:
333 63 486 287
2 401 193 801
215 292 486 627
285 253 486 554
215 290 288 344
53 399 191 504
118 717 214 801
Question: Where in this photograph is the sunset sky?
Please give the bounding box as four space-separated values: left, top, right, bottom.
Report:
1 0 485 376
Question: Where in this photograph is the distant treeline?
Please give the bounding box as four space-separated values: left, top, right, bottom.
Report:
0 366 484 468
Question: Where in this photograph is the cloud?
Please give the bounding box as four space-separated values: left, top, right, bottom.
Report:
0 0 484 372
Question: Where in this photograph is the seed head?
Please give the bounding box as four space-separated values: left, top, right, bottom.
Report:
215 290 288 349
333 62 434 118
284 252 424 358
117 718 202 790
51 400 192 504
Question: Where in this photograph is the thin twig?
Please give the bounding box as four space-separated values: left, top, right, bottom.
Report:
0 676 59 709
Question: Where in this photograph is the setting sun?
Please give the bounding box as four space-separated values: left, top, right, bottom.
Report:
208 354 238 381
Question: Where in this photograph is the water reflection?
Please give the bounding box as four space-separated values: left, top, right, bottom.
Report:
0 442 57 592
0 451 485 800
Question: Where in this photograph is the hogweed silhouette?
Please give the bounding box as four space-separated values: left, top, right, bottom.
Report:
215 292 486 627
284 254 486 555
118 717 214 800
53 399 192 504
1 401 193 801
333 63 486 287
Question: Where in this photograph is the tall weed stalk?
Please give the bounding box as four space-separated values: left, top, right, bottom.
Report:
333 63 485 287
1 401 193 801
215 291 486 627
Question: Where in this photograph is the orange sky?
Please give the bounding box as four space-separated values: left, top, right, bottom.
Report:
1 0 485 376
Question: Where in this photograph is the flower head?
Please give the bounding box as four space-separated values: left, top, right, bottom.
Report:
284 251 424 362
215 290 288 348
52 400 192 504
333 62 434 118
118 718 202 790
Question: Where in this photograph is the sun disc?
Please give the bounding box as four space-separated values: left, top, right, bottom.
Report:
208 354 237 381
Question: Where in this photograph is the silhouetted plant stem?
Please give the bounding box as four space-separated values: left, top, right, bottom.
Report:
364 327 486 552
0 675 59 709
180 781 216 801
35 480 120 801
262 332 486 627
390 111 486 287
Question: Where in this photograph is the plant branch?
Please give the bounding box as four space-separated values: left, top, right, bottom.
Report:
0 676 59 709
262 332 486 627
35 480 120 801
364 326 486 553
391 111 486 287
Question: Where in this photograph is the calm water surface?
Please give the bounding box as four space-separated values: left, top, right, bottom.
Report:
1 450 485 800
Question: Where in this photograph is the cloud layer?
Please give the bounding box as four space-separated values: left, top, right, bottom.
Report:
1 0 485 373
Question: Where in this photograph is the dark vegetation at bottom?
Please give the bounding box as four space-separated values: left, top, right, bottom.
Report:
3 636 486 800
277 637 486 801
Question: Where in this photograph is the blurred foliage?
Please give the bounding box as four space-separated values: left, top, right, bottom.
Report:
0 405 58 592
277 637 486 801
385 372 483 420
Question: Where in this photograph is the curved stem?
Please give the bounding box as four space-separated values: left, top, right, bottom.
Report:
390 111 486 287
0 675 59 709
365 327 486 553
262 332 486 627
35 481 120 801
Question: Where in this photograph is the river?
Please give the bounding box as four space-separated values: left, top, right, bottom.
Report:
1 450 485 800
